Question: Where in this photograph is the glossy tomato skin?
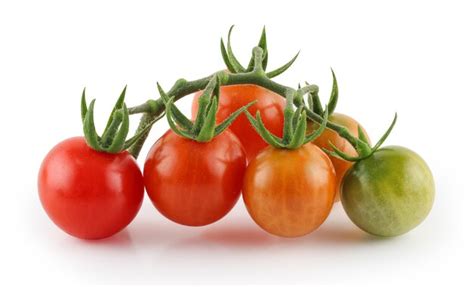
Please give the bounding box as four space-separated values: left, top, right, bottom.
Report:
243 144 337 237
38 137 144 240
311 113 370 201
341 146 435 237
192 84 285 161
144 130 246 226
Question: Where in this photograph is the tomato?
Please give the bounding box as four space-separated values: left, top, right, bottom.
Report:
341 146 435 237
311 113 370 201
243 144 337 237
38 137 144 240
144 130 246 226
192 84 285 161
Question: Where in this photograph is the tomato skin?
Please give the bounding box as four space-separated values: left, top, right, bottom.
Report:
341 146 435 237
192 84 285 161
243 144 337 237
38 137 144 240
144 130 246 226
311 113 370 201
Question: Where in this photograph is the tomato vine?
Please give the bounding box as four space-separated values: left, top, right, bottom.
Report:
81 27 396 160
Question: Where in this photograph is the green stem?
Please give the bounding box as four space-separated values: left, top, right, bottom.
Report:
101 112 122 147
127 70 368 158
128 112 156 158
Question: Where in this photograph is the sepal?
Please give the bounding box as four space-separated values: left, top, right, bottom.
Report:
81 87 145 155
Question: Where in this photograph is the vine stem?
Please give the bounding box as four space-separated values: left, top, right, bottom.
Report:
127 69 365 158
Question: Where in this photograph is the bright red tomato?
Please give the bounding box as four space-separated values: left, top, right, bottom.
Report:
144 130 246 226
38 137 144 240
192 84 285 161
243 144 337 237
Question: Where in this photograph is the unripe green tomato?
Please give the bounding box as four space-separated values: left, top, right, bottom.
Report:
341 146 435 237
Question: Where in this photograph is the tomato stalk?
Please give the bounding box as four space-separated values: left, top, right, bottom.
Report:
124 28 397 158
126 63 394 158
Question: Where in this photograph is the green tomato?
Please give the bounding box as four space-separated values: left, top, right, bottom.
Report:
341 146 435 237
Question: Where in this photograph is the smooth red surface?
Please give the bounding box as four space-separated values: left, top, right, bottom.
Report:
192 84 285 161
38 137 144 240
144 130 247 226
243 144 336 237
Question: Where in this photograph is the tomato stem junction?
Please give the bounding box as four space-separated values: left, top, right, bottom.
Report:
92 27 397 159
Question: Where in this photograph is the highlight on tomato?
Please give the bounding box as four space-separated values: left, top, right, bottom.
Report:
243 91 336 238
306 70 370 202
38 88 147 239
144 76 252 226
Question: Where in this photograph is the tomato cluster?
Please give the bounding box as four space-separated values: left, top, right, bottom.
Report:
38 27 435 240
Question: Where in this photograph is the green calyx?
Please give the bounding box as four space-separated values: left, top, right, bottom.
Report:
81 87 160 155
306 68 339 116
220 25 300 78
322 113 398 162
301 69 397 162
245 88 329 150
159 75 255 143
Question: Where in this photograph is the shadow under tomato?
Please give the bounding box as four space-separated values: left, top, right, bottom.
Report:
311 224 371 244
314 226 406 245
125 220 187 246
306 215 401 245
153 220 278 251
78 229 133 247
199 223 276 247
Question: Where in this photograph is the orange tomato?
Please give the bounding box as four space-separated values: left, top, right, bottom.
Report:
243 144 336 237
192 84 285 161
311 113 370 201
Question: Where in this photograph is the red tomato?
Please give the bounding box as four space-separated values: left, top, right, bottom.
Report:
243 144 336 237
311 113 370 201
38 137 144 240
192 84 285 161
144 130 246 226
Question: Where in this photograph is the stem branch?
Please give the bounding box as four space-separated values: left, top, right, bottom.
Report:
127 70 367 158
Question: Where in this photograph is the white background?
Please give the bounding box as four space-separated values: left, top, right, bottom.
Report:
1 0 472 285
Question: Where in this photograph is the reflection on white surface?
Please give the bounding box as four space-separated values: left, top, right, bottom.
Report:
22 195 449 285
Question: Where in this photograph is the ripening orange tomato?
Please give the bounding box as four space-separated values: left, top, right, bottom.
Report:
311 113 370 201
192 84 285 161
243 144 337 237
